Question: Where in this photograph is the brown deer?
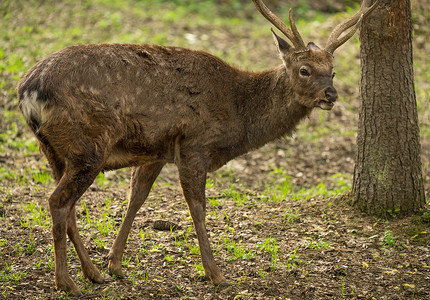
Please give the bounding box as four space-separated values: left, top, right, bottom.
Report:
17 0 378 295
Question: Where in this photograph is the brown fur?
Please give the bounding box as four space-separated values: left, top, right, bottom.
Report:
18 39 338 294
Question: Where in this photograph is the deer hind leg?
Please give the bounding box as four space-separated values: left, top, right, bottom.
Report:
108 162 164 278
177 156 227 285
41 138 106 284
49 159 104 296
67 206 107 283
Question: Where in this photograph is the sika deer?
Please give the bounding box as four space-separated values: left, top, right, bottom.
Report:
17 0 378 295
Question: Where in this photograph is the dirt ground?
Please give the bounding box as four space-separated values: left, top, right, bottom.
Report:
1 0 430 299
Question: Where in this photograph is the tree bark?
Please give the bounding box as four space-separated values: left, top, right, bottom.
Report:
352 0 426 217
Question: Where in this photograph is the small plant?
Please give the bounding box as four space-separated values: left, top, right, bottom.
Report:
80 200 92 227
206 178 216 189
31 167 52 184
20 202 50 229
93 237 108 250
258 266 268 279
96 172 110 186
45 248 55 271
139 270 149 281
258 236 280 271
223 236 254 261
194 263 204 277
283 208 300 223
340 275 345 298
0 263 28 284
270 177 292 202
188 242 200 255
24 232 36 256
305 238 331 250
208 197 219 206
382 230 397 248
387 207 401 218
283 246 301 269
34 258 44 269
129 270 138 286
223 184 248 206
122 257 132 268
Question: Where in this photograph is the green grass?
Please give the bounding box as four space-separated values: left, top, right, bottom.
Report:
0 263 27 284
304 238 331 250
263 172 352 202
222 184 248 206
283 208 300 223
382 230 397 248
223 236 255 261
20 202 50 229
258 236 280 271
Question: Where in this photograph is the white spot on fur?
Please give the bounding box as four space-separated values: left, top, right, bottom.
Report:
20 91 46 128
89 87 101 95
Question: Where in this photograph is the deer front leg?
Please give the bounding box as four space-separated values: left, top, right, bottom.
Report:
177 158 227 285
108 163 164 278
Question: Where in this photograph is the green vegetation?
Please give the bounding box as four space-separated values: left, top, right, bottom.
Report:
0 263 27 285
258 236 280 271
262 172 352 202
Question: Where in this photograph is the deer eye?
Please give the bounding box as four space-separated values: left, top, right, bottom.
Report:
299 68 310 76
332 72 336 79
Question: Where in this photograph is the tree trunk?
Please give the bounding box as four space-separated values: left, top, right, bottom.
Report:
352 0 425 217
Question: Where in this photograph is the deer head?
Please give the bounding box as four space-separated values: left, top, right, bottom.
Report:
252 0 379 110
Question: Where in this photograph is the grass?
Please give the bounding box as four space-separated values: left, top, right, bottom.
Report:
258 236 280 271
262 172 352 202
223 236 255 261
0 263 27 285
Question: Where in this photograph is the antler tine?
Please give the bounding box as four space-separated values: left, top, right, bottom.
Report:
325 0 379 54
252 0 307 51
288 8 306 51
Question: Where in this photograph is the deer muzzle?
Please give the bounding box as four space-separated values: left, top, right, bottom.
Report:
317 86 338 110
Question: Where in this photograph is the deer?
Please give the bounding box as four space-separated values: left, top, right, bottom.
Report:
17 0 378 296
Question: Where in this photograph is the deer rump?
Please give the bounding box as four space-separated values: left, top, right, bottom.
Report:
19 43 253 173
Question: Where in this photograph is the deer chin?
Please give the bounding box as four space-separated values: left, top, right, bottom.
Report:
317 99 335 110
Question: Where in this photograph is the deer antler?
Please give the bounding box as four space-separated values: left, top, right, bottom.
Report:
325 0 379 54
252 0 307 52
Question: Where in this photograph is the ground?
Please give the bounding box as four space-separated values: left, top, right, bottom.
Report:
0 0 429 299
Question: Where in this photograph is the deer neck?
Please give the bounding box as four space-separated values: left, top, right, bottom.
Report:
239 65 312 149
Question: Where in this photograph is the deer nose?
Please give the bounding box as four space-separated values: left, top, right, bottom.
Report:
325 87 338 102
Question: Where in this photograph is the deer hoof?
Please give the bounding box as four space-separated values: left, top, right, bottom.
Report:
91 273 112 284
108 268 125 279
83 267 106 284
56 277 82 297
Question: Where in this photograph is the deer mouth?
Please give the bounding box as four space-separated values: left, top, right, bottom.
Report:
317 99 335 110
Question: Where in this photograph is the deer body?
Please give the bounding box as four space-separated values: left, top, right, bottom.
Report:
18 0 378 295
20 43 313 173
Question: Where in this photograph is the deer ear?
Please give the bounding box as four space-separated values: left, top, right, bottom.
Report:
307 42 320 51
271 28 291 57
